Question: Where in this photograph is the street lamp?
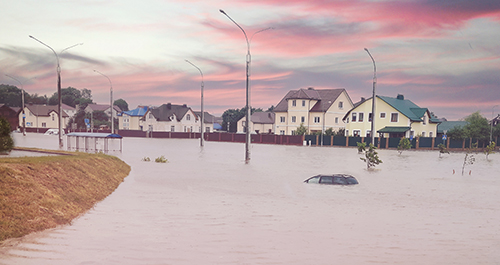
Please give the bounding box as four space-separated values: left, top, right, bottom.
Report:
490 105 498 144
185 60 205 147
364 48 377 145
93 70 114 134
29 35 83 148
219 9 272 163
5 74 35 136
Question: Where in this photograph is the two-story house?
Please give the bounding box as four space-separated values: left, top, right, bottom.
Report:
21 104 69 130
273 87 353 135
0 104 20 131
194 111 216 133
84 104 122 119
118 106 149 130
142 103 200 132
343 94 440 138
236 112 275 134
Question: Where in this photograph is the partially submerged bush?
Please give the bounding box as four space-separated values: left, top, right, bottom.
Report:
397 138 412 155
357 142 382 170
155 155 168 163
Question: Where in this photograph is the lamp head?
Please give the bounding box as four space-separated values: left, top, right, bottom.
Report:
364 48 368 52
219 9 226 14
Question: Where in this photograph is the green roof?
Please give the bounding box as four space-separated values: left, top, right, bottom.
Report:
437 121 468 133
377 126 411 133
378 95 441 123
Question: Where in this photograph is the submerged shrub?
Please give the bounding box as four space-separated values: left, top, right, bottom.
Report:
0 117 14 153
155 155 168 163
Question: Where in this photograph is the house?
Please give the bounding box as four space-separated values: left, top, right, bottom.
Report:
142 103 200 132
118 106 149 130
84 103 122 119
194 111 216 133
343 94 440 138
62 103 77 119
0 104 20 131
237 112 275 134
20 104 69 130
437 121 468 138
491 114 500 127
273 87 353 135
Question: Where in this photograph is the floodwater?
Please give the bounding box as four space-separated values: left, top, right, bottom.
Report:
2 133 500 264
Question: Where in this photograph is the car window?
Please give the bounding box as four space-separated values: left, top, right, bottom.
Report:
346 177 358 184
307 176 320 183
333 176 347 185
319 176 333 184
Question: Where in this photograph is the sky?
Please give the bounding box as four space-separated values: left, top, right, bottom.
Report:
1 0 499 120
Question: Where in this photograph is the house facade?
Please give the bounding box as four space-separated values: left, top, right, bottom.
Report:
0 104 20 131
20 104 69 130
237 112 275 134
194 111 216 133
343 94 440 138
141 103 201 132
118 106 148 130
273 87 353 135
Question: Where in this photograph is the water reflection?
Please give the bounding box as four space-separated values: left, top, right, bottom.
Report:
2 133 500 264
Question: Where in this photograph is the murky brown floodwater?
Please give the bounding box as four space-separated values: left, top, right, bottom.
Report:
2 133 500 264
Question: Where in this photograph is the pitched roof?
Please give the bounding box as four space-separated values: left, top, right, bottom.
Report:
151 103 192 122
194 111 216 123
378 95 440 123
251 112 275 124
437 121 468 133
25 104 69 117
274 87 346 112
122 106 148 117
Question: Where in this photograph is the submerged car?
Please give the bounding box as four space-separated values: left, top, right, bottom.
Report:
304 174 358 185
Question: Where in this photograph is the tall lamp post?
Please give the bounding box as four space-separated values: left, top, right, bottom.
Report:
29 35 83 148
94 70 114 134
220 9 272 163
5 74 35 136
185 60 205 147
491 105 498 144
364 48 377 145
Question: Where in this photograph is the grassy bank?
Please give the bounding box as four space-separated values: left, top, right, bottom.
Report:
0 149 131 243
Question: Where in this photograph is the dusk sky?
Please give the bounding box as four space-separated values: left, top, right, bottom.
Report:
1 0 499 120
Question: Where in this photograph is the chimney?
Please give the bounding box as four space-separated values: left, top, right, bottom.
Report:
361 97 366 101
166 103 171 109
307 87 314 90
397 94 404 100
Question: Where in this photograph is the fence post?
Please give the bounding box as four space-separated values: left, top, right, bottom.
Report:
431 137 435 150
331 135 334 146
346 136 349 147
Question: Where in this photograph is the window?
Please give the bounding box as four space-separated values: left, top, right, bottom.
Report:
391 113 398 122
292 116 296 123
149 125 153 131
292 100 296 107
314 117 320 123
186 114 191 121
335 117 339 124
51 114 55 121
369 113 373 122
345 130 349 136
366 130 371 138
307 176 320 183
301 116 305 123
190 126 193 132
171 125 175 132
280 116 285 123
184 126 187 132
319 176 333 184
302 100 306 107
380 113 386 118
280 130 285 135
422 132 426 137
353 130 360 137
42 122 46 128
410 131 414 138
338 101 343 109
423 115 427 125
359 113 364 122
429 132 433 137
206 126 210 132
352 113 357 122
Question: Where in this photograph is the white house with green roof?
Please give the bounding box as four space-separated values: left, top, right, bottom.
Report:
343 94 440 138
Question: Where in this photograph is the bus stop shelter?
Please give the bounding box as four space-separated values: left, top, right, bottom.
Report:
67 132 123 153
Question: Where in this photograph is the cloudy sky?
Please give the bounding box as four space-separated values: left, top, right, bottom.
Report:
1 0 499 120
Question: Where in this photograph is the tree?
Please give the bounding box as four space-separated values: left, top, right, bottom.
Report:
484 141 495 160
462 142 477 175
397 138 412 155
0 117 14 153
463 112 489 141
114 99 129 111
357 142 382 170
221 106 263 132
447 125 467 140
295 123 308 135
48 87 93 108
